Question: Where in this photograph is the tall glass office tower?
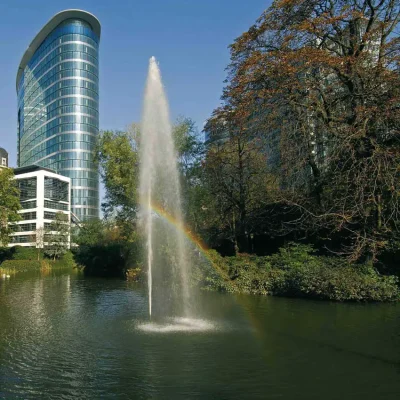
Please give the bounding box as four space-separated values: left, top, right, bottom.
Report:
16 10 100 220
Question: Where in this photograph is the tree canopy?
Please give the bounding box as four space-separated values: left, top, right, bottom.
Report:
45 212 70 260
96 130 139 224
96 118 206 239
211 0 400 259
0 168 20 246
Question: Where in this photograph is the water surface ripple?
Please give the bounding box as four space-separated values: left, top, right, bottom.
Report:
0 271 399 399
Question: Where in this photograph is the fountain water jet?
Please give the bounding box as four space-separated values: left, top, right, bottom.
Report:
139 57 191 319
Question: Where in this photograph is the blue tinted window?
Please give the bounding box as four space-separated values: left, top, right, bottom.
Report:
17 20 100 220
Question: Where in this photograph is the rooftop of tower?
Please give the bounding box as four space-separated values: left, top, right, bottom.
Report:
16 9 101 91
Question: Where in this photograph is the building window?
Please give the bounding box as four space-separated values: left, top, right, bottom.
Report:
10 223 36 232
1 158 6 166
18 178 37 202
44 200 68 211
44 211 57 220
44 177 69 202
20 212 37 220
20 200 37 209
10 235 35 244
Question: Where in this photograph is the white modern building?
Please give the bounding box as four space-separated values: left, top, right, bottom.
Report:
9 165 71 247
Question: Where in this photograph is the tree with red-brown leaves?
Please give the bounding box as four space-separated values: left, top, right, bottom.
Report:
216 0 400 260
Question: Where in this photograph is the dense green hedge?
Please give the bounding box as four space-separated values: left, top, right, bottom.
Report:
0 246 38 262
52 251 76 268
205 244 400 302
73 242 137 278
0 247 76 273
0 247 13 264
11 247 38 260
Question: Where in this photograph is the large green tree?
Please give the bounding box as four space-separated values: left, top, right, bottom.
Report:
97 119 207 238
0 168 20 246
74 218 106 247
172 117 210 235
96 130 139 238
45 212 70 260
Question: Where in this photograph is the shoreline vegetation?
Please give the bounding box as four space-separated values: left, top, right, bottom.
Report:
202 245 399 302
3 243 398 303
0 247 76 275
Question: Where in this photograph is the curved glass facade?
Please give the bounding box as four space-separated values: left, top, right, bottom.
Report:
17 17 100 220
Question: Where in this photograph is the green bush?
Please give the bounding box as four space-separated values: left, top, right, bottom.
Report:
74 242 138 278
52 251 76 269
0 247 13 263
11 246 38 260
0 259 41 272
0 248 75 273
0 246 40 263
205 244 399 302
0 255 75 274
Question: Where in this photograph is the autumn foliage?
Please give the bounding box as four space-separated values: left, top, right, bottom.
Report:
206 0 400 260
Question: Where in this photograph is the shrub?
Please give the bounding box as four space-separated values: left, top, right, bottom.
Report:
11 246 38 261
0 247 14 263
0 248 75 274
0 259 41 272
204 244 400 302
126 267 141 281
40 260 52 271
74 242 137 278
52 251 76 269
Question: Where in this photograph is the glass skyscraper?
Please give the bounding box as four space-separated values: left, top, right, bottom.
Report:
16 10 101 220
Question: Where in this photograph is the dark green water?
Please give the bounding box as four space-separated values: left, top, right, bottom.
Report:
0 270 399 399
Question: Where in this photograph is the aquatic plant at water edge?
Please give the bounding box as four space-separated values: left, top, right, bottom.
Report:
205 244 399 302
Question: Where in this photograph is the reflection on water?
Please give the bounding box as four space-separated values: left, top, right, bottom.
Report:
137 317 217 333
0 270 399 399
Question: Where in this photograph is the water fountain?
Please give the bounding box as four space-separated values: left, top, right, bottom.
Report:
138 57 213 332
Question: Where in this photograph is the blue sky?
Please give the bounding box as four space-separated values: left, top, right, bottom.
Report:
0 0 269 168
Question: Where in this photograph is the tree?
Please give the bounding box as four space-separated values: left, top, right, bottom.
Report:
34 227 45 261
0 168 20 246
220 0 400 260
97 118 206 239
73 218 139 278
204 108 278 252
96 130 139 239
173 116 204 175
45 212 70 260
74 218 106 247
171 116 211 235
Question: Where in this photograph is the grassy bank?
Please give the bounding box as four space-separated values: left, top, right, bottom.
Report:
0 247 76 275
203 244 399 302
6 242 396 303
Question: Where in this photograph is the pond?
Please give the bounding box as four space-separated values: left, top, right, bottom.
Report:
0 270 399 399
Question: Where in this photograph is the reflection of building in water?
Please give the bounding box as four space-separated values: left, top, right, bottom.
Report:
8 165 70 247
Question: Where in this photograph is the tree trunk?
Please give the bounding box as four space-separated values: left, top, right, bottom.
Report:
377 194 382 230
236 209 249 253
